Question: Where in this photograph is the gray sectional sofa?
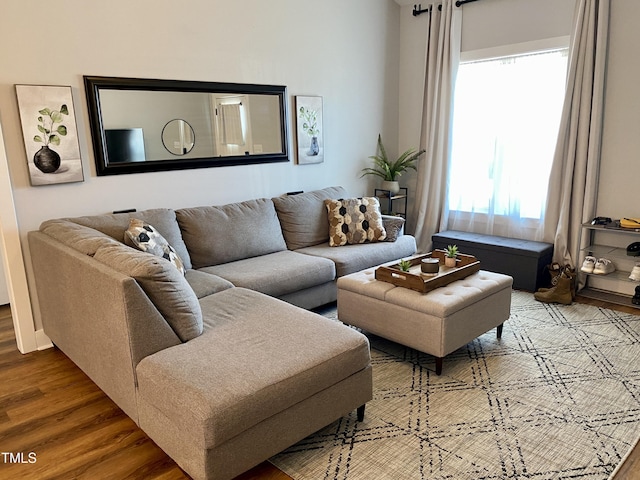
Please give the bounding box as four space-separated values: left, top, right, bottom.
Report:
27 186 416 480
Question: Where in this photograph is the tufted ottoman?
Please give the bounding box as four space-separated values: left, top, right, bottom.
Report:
337 267 513 374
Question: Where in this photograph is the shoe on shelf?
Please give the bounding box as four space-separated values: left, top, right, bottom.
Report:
630 263 640 282
593 258 615 275
580 256 597 273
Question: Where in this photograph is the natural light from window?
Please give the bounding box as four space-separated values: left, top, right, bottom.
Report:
448 46 569 236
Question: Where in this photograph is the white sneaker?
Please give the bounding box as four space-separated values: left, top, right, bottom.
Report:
593 258 615 275
580 256 597 273
630 263 640 281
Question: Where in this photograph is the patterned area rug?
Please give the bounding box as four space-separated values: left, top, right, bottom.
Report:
271 290 640 479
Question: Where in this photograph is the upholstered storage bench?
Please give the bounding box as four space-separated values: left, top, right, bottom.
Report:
432 230 553 291
337 267 513 375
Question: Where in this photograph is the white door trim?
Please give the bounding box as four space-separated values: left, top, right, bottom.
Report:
0 118 39 353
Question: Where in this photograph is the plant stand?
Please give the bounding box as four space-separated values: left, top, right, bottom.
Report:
375 187 408 218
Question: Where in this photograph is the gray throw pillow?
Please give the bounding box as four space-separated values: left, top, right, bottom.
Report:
382 216 405 242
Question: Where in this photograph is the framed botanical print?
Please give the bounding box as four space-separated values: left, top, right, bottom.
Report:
16 84 84 185
295 95 324 165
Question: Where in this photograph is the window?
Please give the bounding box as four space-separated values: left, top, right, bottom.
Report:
447 41 569 239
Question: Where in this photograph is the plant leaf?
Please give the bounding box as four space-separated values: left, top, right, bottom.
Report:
37 125 46 133
49 134 60 146
359 168 387 179
60 104 69 115
361 135 425 181
51 111 63 123
33 135 43 143
38 108 51 116
57 125 67 136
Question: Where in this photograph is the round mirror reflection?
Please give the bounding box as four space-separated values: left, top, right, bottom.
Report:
162 119 195 156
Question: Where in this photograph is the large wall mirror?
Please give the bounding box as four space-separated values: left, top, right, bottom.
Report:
84 76 289 175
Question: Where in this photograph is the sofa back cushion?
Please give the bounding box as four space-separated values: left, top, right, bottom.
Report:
40 219 122 255
272 186 348 250
67 208 192 270
93 243 203 342
176 198 287 268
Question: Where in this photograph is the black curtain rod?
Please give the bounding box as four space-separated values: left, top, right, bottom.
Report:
413 0 479 16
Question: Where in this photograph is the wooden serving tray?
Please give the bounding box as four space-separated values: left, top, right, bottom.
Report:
375 250 480 293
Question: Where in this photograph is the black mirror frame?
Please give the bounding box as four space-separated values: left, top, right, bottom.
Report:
84 75 290 176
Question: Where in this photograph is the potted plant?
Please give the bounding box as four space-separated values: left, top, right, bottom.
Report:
398 259 412 272
445 245 459 267
32 104 69 173
361 134 425 194
299 106 320 156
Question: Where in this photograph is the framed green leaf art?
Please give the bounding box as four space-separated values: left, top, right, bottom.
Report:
295 96 323 165
16 84 84 186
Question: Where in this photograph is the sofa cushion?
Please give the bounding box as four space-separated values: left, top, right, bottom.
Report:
199 250 336 297
93 243 203 342
325 197 387 246
297 234 417 277
67 208 192 270
125 219 185 274
136 287 371 449
176 198 287 269
272 186 348 250
184 270 234 299
40 219 122 255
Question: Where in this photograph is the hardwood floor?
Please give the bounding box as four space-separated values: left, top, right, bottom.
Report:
1 298 638 480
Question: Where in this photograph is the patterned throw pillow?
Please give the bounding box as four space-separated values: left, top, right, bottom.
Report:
325 197 387 247
125 218 186 274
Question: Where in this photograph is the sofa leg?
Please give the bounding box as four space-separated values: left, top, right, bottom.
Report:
357 404 365 422
435 357 443 375
497 323 504 339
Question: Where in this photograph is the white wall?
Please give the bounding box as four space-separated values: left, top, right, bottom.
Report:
0 0 401 343
598 0 640 220
589 0 640 296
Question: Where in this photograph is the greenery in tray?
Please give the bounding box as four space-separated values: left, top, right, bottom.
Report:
360 134 426 181
445 245 459 258
398 259 412 272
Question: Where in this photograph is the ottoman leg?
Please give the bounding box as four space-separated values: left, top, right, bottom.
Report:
497 323 504 339
357 405 366 422
435 357 443 375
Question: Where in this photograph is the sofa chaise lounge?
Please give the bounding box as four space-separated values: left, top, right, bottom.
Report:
27 186 416 480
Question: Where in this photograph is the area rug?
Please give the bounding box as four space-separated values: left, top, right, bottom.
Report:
271 290 640 479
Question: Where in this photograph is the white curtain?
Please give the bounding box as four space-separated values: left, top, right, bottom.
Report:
412 0 462 253
447 49 569 241
220 103 245 145
543 0 610 267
